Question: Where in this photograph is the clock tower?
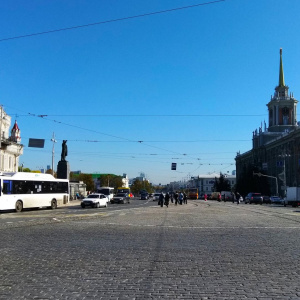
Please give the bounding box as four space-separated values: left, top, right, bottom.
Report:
267 48 298 132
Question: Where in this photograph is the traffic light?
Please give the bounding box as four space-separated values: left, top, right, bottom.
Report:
171 163 177 170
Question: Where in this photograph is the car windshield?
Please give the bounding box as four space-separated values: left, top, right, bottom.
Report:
87 194 100 198
253 193 261 196
116 193 127 197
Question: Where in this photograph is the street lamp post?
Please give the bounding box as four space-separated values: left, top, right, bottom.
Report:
253 172 278 196
278 154 291 198
51 133 57 176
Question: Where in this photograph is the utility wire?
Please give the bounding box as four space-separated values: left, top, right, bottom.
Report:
0 0 225 42
11 113 266 117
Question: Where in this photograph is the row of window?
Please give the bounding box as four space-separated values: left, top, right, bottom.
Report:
2 180 69 195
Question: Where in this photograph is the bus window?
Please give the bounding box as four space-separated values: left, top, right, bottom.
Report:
3 180 12 194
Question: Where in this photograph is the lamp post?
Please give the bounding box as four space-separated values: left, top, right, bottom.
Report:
253 172 278 196
51 133 57 176
278 154 291 197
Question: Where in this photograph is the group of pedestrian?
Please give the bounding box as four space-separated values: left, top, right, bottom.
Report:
158 191 188 207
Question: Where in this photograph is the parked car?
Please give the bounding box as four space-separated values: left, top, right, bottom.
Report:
245 193 263 205
262 195 271 204
140 193 149 200
111 193 130 204
81 193 108 208
270 196 283 205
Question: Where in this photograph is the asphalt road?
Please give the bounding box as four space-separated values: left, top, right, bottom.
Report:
1 199 300 299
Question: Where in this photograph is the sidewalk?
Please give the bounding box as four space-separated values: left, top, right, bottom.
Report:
63 199 81 207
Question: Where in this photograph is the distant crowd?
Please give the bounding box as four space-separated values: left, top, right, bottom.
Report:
157 191 189 207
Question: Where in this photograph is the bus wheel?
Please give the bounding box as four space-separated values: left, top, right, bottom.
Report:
15 200 23 213
51 199 57 209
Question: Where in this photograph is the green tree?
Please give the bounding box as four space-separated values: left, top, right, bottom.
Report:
97 174 123 191
214 173 231 192
130 180 154 195
78 174 95 191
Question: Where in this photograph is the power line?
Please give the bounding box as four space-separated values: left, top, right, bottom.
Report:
0 0 225 42
11 113 266 118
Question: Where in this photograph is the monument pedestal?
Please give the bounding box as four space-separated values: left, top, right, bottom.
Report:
57 160 70 180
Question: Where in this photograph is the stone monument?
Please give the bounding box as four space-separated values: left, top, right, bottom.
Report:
57 140 70 179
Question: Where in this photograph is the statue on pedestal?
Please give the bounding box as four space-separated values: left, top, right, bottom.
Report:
61 140 68 161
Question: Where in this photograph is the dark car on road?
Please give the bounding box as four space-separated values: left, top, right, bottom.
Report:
245 193 263 205
140 193 149 200
110 193 130 204
270 196 283 205
262 195 271 204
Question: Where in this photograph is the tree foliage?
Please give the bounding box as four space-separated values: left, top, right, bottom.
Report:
77 174 94 191
214 173 231 192
97 174 123 191
130 180 154 195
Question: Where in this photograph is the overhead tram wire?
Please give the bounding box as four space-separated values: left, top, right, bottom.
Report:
0 0 225 42
10 113 266 117
5 105 243 162
11 108 199 160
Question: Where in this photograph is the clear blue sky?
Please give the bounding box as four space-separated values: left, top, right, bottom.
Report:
1 0 300 184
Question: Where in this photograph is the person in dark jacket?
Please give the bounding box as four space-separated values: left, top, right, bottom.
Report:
174 192 179 206
183 192 187 204
165 192 170 207
158 192 164 207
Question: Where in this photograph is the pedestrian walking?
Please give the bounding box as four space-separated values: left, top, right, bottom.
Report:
232 192 236 203
218 193 221 202
165 192 170 207
158 192 164 207
179 192 183 205
236 192 241 205
170 192 174 203
183 192 187 204
174 192 179 205
204 194 207 201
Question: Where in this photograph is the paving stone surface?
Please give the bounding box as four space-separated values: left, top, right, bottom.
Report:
1 200 300 299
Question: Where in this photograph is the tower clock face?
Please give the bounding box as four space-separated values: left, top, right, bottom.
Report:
282 107 289 115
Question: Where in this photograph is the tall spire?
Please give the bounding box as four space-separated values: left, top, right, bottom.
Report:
279 48 285 87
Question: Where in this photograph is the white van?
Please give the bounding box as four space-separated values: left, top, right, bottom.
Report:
220 191 233 202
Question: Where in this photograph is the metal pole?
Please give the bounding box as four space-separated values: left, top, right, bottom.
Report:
51 133 57 176
253 172 278 196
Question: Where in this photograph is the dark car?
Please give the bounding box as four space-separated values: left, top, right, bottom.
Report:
140 193 149 200
270 196 283 205
262 195 271 204
110 193 130 204
245 193 263 205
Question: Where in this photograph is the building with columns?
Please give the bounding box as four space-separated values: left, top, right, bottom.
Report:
236 49 300 196
0 106 23 172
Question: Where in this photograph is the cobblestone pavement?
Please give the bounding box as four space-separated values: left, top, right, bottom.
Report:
1 200 300 299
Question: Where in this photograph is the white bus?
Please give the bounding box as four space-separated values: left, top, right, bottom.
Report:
96 187 114 203
0 172 69 212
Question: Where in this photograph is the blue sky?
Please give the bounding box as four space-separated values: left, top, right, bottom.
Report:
1 0 300 184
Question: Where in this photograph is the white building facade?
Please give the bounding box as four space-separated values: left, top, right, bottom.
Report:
0 106 23 172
